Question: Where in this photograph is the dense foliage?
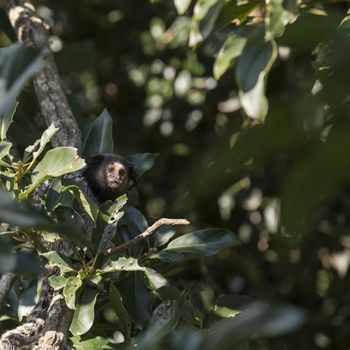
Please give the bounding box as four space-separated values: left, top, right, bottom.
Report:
1 0 350 349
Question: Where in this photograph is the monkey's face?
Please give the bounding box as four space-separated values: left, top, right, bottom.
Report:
105 161 129 193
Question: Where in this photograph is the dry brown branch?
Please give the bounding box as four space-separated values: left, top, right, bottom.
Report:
105 218 190 256
1 0 82 150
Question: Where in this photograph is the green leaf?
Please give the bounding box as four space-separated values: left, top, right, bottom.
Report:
265 0 298 39
20 147 86 199
154 225 176 247
83 109 114 157
100 257 168 290
0 141 12 161
70 287 99 336
214 34 247 80
123 206 148 234
144 267 168 290
118 271 152 329
203 302 306 349
42 251 75 273
18 279 39 321
0 190 52 228
174 0 192 15
23 123 59 163
212 295 253 319
49 275 69 290
0 101 17 141
61 182 98 221
100 256 143 274
110 283 132 339
152 251 184 263
54 206 90 249
236 31 277 121
189 0 225 48
216 1 260 26
148 299 183 337
96 195 127 255
0 43 44 116
127 153 158 178
164 228 239 256
70 336 113 350
63 276 83 310
137 298 184 347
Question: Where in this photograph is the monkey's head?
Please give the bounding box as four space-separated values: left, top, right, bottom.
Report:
83 154 136 203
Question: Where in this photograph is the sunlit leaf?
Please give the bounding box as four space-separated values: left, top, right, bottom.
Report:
70 336 113 350
265 0 298 39
20 147 85 199
214 34 247 80
144 267 168 290
96 194 127 254
23 123 59 163
212 295 254 320
174 0 192 15
189 0 225 47
63 276 83 310
0 101 17 141
49 275 69 290
42 251 75 273
0 141 12 161
61 182 98 221
70 287 99 336
236 30 277 120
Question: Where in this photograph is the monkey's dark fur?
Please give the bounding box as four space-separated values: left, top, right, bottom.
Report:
82 154 136 204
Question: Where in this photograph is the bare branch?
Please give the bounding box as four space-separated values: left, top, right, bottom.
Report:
105 218 190 256
1 0 82 150
0 272 16 307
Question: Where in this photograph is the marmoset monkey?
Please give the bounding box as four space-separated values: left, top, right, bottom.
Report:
34 153 136 208
78 154 136 204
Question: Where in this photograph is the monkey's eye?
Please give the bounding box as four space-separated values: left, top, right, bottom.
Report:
119 168 126 177
107 165 116 172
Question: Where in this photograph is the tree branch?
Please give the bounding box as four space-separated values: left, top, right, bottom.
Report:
0 1 82 348
0 272 16 307
105 218 190 256
1 0 82 150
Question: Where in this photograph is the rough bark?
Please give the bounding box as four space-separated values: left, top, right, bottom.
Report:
0 0 81 348
0 273 16 307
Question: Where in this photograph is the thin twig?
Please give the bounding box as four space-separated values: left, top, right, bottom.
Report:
105 218 190 257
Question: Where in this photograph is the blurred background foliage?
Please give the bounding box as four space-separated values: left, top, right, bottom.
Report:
1 0 350 348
